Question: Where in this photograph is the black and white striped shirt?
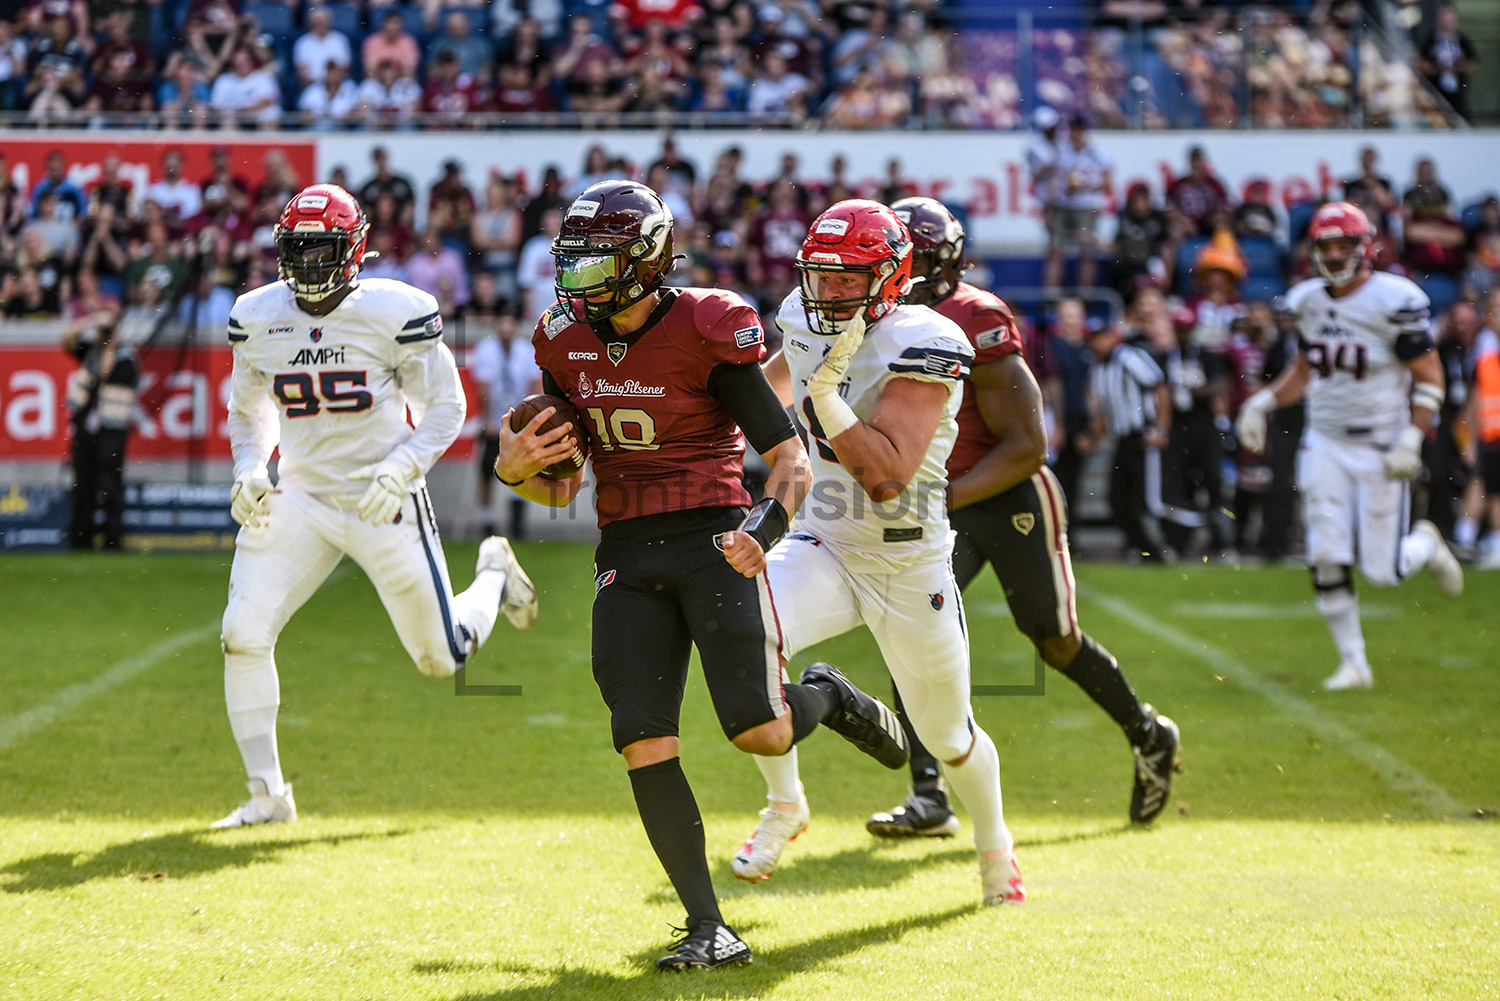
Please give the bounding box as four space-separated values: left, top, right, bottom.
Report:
1090 342 1164 436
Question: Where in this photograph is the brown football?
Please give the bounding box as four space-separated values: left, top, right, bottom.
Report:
508 393 588 480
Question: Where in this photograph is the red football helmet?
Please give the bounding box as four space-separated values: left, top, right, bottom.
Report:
795 199 913 334
1307 201 1373 288
274 184 369 302
890 196 966 306
551 180 677 323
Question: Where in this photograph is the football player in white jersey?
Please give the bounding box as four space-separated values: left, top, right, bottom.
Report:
732 200 1024 905
212 185 539 828
1237 202 1463 691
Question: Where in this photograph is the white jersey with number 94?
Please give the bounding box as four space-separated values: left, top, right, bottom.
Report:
1284 271 1432 446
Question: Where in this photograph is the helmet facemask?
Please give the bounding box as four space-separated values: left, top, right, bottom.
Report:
275 229 362 302
553 229 674 324
1311 236 1365 287
904 237 964 306
797 260 900 335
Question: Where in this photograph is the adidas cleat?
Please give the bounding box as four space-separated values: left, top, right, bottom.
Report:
801 662 909 769
478 536 538 630
866 791 960 839
211 779 296 829
656 921 752 971
979 852 1026 906
732 785 810 882
1130 706 1181 824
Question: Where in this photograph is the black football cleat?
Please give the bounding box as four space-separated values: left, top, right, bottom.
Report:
801 662 909 770
866 790 961 839
656 921 752 972
1130 705 1181 824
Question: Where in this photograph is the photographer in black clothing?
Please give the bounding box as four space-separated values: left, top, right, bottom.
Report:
63 309 138 550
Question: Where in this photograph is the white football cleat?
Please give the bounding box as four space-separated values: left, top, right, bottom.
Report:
211 779 297 829
732 785 810 883
1414 520 1463 598
1321 660 1374 691
478 536 538 630
980 852 1026 906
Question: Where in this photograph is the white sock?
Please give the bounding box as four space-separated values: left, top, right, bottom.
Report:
451 568 506 653
224 652 284 797
942 725 1012 857
1455 516 1478 549
1399 529 1436 577
753 746 802 804
1314 587 1367 668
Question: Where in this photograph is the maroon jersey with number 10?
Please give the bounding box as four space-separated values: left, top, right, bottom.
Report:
934 281 1025 480
531 287 767 527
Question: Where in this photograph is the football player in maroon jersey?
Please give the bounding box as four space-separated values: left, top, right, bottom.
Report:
859 197 1181 831
492 180 909 972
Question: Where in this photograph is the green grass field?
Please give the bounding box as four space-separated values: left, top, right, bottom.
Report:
1 544 1497 1000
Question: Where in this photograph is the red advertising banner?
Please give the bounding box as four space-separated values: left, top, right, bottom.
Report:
3 135 317 209
0 346 479 463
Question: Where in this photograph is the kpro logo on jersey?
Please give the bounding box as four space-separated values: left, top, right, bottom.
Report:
568 351 599 360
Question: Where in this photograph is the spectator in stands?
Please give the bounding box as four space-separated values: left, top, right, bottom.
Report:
429 160 477 248
26 12 87 87
472 175 524 301
493 58 555 113
1045 115 1113 291
29 150 84 221
176 268 235 330
515 206 561 321
406 229 470 307
23 190 79 264
184 1 249 81
210 47 282 128
85 49 154 115
428 10 493 80
1232 179 1279 242
1416 5 1476 123
568 57 629 115
554 14 620 86
202 145 249 213
1167 146 1230 238
1404 157 1452 216
359 59 423 127
157 54 212 127
1404 161 1466 278
24 31 86 121
0 21 27 111
15 227 70 312
300 60 360 128
823 61 911 129
748 177 807 303
359 227 408 282
829 3 886 86
1088 320 1170 561
122 220 185 298
293 6 353 86
1343 146 1398 228
698 16 750 90
612 0 701 35
1467 292 1500 566
746 51 809 118
363 9 422 80
1427 300 1480 546
90 11 154 86
144 149 203 223
1184 234 1246 352
1161 298 1234 557
1465 196 1500 295
1110 182 1172 298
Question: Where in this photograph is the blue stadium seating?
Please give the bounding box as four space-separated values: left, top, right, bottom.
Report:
1174 235 1209 293
327 3 363 42
1287 201 1316 243
1418 273 1462 315
1238 236 1284 278
1242 274 1287 304
246 2 295 38
1461 201 1485 230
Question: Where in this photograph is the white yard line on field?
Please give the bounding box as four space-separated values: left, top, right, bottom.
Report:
0 620 222 752
1079 583 1465 819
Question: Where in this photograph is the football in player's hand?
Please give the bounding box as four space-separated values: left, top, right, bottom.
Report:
510 394 589 479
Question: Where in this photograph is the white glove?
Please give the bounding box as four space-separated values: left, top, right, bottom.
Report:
807 310 866 394
229 466 273 529
806 312 866 440
347 459 409 525
1234 388 1276 454
1383 424 1425 480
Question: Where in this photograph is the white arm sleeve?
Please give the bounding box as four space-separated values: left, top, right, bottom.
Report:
226 350 279 479
387 340 466 480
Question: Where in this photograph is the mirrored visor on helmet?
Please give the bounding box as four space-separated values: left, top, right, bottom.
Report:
555 254 622 293
278 233 341 265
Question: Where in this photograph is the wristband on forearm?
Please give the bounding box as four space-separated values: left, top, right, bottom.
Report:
1411 381 1444 419
739 496 789 553
809 381 859 439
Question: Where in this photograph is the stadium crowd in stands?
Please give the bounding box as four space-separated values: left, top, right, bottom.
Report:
0 1 1478 129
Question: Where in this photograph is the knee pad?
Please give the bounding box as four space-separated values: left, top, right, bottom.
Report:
1310 564 1354 596
910 714 974 763
221 604 275 660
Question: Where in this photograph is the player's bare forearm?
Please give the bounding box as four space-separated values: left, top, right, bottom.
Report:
760 435 811 516
762 349 793 407
949 355 1046 509
509 471 582 508
827 377 949 503
1268 355 1312 406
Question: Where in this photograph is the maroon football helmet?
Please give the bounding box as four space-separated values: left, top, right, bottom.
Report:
551 180 677 323
274 184 369 302
890 196 966 306
1308 201 1374 288
794 199 913 334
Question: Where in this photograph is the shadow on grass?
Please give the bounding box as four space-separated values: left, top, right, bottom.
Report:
0 827 409 894
420 905 973 1000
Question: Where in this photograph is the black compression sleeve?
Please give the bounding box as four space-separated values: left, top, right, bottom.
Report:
1394 331 1435 362
708 362 797 454
541 368 563 396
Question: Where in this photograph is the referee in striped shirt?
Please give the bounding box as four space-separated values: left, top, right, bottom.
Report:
1087 325 1172 561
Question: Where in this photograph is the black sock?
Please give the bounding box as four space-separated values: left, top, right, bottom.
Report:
628 758 722 927
784 683 833 742
892 683 945 802
1056 634 1151 746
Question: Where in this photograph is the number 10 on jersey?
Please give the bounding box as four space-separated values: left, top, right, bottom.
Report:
584 406 659 451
